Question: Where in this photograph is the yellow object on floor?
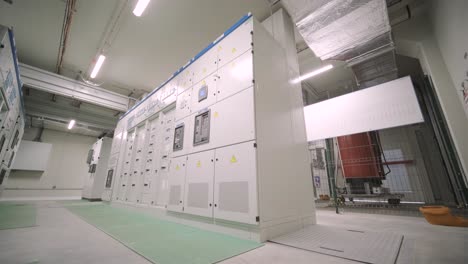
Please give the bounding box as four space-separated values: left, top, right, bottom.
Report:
419 206 468 227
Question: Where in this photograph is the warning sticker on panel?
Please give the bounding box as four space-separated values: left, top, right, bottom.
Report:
230 155 237 163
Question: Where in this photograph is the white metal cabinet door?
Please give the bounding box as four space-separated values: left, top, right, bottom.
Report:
216 18 253 68
167 156 187 212
156 166 169 206
175 87 192 122
177 68 194 95
192 48 218 85
213 141 258 224
127 124 147 203
184 150 215 218
211 87 255 148
117 131 135 201
216 50 253 102
161 109 175 157
162 79 177 106
191 72 218 113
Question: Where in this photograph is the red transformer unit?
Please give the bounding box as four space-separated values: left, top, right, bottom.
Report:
337 132 385 179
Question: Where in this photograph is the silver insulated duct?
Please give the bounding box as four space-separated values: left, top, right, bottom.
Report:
283 0 398 88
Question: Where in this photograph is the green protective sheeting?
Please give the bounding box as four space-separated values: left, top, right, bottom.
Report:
65 204 262 264
0 202 37 230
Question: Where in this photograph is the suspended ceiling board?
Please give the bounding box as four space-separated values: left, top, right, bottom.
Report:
304 76 424 141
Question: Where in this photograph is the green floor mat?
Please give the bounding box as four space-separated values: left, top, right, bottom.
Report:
65 204 262 264
0 203 36 230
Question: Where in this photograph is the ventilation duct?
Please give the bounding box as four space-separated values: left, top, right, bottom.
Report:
283 0 398 88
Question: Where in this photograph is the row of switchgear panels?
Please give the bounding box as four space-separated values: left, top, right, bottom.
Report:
106 15 314 229
0 25 25 195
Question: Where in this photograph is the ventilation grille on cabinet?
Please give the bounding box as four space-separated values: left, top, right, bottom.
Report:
187 183 209 209
219 181 249 213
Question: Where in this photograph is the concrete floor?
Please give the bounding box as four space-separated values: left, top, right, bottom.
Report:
0 201 467 264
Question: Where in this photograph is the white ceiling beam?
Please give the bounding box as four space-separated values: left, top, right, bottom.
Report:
19 63 131 112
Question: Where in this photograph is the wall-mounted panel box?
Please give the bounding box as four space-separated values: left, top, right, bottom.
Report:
107 14 315 242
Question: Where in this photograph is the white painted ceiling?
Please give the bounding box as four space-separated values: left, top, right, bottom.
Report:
0 0 272 98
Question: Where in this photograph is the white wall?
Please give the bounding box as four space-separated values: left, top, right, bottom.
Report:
1 128 95 200
430 0 468 118
392 13 468 185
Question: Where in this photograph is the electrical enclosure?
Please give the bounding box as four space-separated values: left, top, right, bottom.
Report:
81 137 112 200
0 25 25 196
106 15 315 242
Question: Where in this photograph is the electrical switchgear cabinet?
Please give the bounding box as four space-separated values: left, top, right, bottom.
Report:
82 137 112 200
107 14 315 242
0 25 25 196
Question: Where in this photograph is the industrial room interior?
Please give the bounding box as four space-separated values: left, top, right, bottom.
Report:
0 0 467 263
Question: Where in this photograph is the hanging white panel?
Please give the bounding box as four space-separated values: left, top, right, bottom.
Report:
11 140 52 171
304 76 424 141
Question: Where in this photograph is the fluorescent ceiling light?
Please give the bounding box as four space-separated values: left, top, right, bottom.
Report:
133 0 150 17
90 55 106 79
68 119 76 130
292 64 333 84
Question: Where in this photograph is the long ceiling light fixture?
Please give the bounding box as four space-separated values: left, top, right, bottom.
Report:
291 64 334 84
90 55 106 79
133 0 150 17
68 119 76 129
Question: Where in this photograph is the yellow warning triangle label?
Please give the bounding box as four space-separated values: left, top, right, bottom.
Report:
232 47 237 53
214 112 219 118
197 161 201 168
176 165 180 171
230 155 237 163
218 46 222 51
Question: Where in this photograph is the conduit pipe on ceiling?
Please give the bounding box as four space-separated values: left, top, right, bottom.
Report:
56 0 77 74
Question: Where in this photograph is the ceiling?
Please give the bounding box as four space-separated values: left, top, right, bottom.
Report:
0 0 273 98
23 88 119 137
0 0 273 136
0 0 430 136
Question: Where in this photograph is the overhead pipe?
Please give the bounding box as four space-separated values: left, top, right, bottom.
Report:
56 0 77 74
